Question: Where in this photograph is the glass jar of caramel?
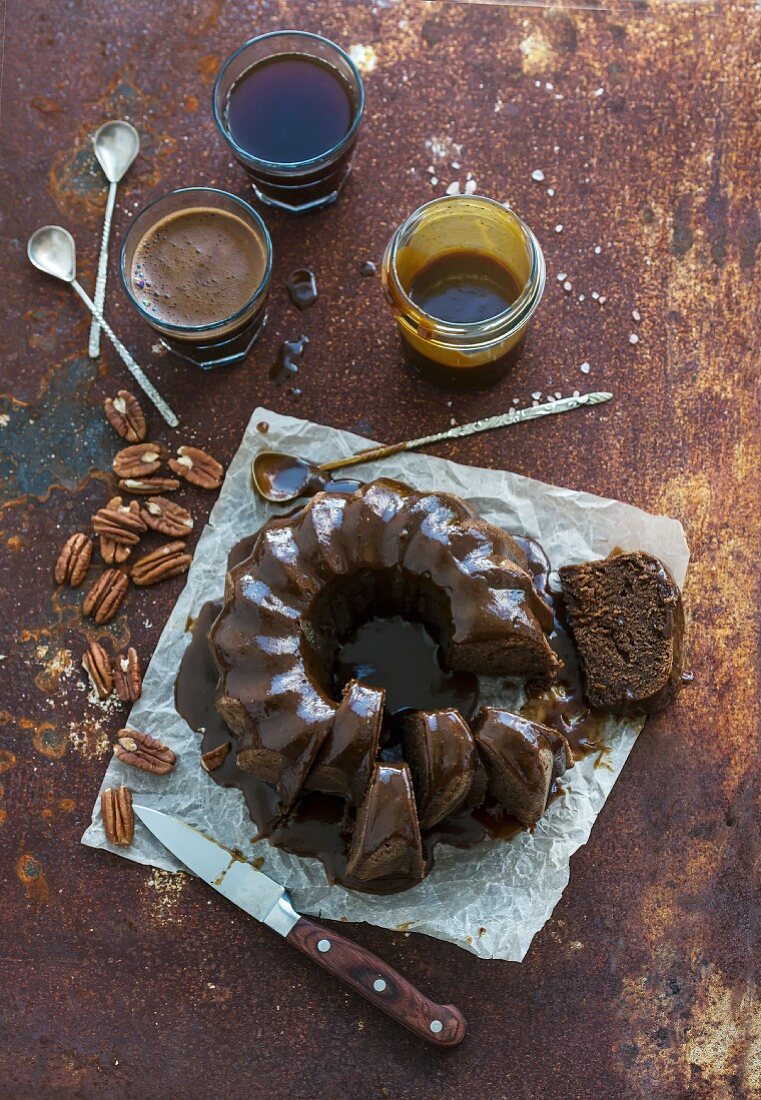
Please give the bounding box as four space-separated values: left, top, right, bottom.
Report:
382 195 545 389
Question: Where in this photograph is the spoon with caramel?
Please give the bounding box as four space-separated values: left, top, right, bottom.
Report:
252 391 612 503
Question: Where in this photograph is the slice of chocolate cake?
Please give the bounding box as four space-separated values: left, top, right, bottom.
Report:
472 708 568 828
346 763 425 886
304 680 384 805
559 551 685 715
401 708 478 829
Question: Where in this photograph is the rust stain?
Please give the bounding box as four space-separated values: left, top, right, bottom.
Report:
58 798 76 813
197 54 220 83
30 95 62 114
32 722 67 760
34 647 74 695
6 535 22 552
16 854 49 905
0 750 16 773
183 94 200 113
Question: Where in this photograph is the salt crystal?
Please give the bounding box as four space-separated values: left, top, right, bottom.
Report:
547 187 555 197
598 295 607 304
591 291 600 300
445 181 461 196
557 272 567 281
531 391 542 401
450 418 457 426
545 82 554 91
629 333 639 345
563 281 572 292
594 245 602 254
578 294 585 301
451 161 461 169
464 179 477 195
430 176 438 185
512 397 520 405
555 224 564 233
573 389 580 398
580 362 591 374
594 88 604 97
632 309 641 322
531 169 545 182
554 391 562 400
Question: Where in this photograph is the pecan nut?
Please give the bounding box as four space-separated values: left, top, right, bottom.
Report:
82 638 113 699
113 442 167 479
54 532 92 587
101 786 134 846
104 390 147 443
114 728 176 775
118 476 181 495
140 496 194 538
168 445 224 490
113 647 142 703
93 496 147 546
131 541 192 587
82 568 129 624
200 741 231 772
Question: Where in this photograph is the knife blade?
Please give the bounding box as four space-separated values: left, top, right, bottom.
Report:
134 805 467 1047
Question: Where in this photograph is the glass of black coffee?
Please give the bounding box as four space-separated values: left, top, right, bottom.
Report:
213 31 365 212
120 188 272 370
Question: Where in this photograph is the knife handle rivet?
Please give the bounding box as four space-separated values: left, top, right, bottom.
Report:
373 978 387 993
317 938 331 953
430 1019 443 1034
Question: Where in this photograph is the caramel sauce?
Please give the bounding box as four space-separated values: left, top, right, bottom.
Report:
285 268 318 310
270 334 308 385
174 528 614 893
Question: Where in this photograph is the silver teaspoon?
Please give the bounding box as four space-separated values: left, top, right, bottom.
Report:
28 225 178 427
88 121 140 359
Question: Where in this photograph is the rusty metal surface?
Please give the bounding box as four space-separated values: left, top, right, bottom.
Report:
0 1 758 1097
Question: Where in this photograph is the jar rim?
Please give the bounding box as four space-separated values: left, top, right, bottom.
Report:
383 194 545 343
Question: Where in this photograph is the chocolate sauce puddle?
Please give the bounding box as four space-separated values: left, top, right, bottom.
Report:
270 334 308 385
285 268 318 310
174 529 613 894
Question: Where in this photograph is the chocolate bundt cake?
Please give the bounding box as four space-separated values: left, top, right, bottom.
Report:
210 479 559 816
401 708 479 828
472 708 573 828
559 551 685 715
346 762 425 885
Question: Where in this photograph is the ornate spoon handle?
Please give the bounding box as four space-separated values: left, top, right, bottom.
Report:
320 392 613 473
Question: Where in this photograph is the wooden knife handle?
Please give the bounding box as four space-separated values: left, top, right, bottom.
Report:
287 915 467 1048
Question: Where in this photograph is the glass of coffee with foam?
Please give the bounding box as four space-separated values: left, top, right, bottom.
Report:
120 187 272 369
213 31 365 212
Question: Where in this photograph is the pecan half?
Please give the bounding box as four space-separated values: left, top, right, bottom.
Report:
168 446 224 491
93 497 146 546
140 496 194 538
200 742 231 772
118 476 181 495
82 638 113 699
114 728 176 775
131 541 192 587
113 647 142 703
82 568 129 624
113 442 167 479
54 532 92 587
104 390 146 443
101 786 134 846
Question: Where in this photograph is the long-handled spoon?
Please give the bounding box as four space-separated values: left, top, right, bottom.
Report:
252 391 613 503
88 121 140 359
28 225 179 428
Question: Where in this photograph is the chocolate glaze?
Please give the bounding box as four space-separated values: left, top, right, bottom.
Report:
270 334 308 385
174 503 621 895
285 268 318 310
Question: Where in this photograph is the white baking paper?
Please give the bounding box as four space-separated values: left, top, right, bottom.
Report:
82 407 689 961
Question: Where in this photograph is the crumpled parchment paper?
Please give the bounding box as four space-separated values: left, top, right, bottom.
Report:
83 407 689 961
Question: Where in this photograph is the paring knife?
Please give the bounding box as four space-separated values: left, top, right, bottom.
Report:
133 805 467 1048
